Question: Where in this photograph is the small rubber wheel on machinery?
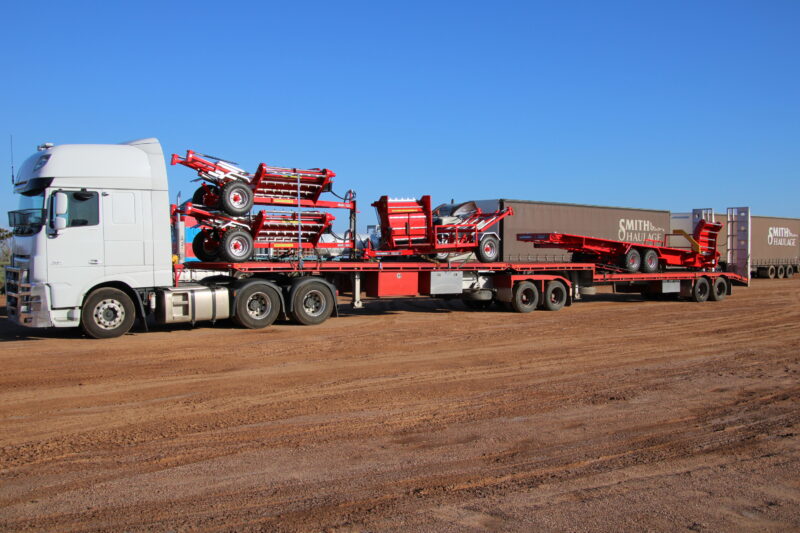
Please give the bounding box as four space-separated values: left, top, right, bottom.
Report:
511 281 539 313
641 249 659 273
220 181 254 216
621 248 642 272
709 277 727 302
476 234 501 263
81 288 136 339
541 280 567 311
192 185 220 208
290 281 334 325
232 283 281 329
691 277 710 303
219 229 254 262
192 231 220 262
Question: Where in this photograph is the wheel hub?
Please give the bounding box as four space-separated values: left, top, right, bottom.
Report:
93 299 125 330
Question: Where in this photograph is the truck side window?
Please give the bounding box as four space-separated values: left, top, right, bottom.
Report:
65 191 99 227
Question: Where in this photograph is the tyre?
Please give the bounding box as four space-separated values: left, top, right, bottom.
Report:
776 265 786 279
476 234 501 263
786 265 795 278
220 181 254 216
621 249 641 272
192 185 220 208
641 249 659 273
192 231 220 262
219 229 255 262
542 280 567 311
767 265 776 279
232 283 281 329
709 277 727 302
691 277 710 303
290 281 334 325
81 288 136 339
511 281 539 313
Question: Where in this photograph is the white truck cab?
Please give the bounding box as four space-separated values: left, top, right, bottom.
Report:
6 138 173 336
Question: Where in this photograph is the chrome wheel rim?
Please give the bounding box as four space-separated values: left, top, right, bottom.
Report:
93 299 125 330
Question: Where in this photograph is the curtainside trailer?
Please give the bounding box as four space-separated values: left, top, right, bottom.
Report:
6 139 749 339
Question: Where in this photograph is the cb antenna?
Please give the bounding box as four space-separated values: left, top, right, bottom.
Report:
9 134 14 185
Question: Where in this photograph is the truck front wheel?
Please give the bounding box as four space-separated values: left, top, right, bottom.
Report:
81 288 136 339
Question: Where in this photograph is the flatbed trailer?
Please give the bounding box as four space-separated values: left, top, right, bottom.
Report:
168 259 749 330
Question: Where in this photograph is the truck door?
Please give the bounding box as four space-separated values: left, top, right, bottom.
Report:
102 190 150 285
46 189 104 308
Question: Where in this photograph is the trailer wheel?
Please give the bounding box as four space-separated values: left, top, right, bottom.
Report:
192 231 220 262
232 283 281 329
709 277 727 302
767 265 777 279
220 229 255 262
81 288 136 339
511 281 539 313
786 265 795 278
220 181 254 216
192 185 220 208
477 234 500 263
621 249 642 272
691 277 710 303
291 281 334 325
641 249 659 273
542 280 567 311
776 265 786 279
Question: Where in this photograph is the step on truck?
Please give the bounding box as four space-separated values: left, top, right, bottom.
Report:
6 139 749 339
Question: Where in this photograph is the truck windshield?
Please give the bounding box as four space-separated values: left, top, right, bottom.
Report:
9 192 46 236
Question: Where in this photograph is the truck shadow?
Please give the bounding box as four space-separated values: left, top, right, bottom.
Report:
0 306 86 341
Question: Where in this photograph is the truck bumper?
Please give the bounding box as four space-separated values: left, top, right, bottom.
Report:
5 277 79 329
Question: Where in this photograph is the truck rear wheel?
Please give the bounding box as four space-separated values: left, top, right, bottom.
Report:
192 231 220 262
542 280 567 311
641 249 659 273
220 229 255 262
232 283 281 329
621 249 641 272
511 281 539 313
476 234 500 263
691 277 710 303
291 281 334 325
776 265 786 279
81 288 136 339
709 277 727 301
220 181 254 216
786 265 795 278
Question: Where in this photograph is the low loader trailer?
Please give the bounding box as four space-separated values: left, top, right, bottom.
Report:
6 139 749 339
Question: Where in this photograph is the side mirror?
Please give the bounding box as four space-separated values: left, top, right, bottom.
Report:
54 216 67 230
54 192 68 215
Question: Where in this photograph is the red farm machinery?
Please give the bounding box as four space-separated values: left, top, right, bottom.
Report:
517 218 724 273
364 196 514 262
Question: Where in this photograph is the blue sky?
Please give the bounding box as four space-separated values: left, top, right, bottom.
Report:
1 0 798 230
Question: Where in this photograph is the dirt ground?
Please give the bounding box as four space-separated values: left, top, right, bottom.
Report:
0 278 798 532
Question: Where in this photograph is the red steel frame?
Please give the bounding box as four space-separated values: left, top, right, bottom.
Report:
172 150 354 210
365 195 513 258
518 219 723 270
